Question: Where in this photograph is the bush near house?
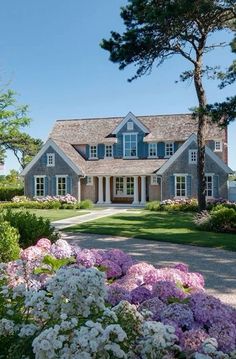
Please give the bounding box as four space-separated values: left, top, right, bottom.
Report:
0 221 20 262
195 206 236 234
0 186 24 201
146 199 199 212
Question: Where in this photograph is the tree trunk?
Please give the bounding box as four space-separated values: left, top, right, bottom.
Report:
194 59 207 211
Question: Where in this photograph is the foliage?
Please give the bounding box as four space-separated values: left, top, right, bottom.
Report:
0 170 23 187
0 186 24 201
0 88 42 168
0 221 20 262
0 239 236 357
194 207 236 233
146 199 199 212
79 199 93 209
101 0 235 211
1 210 59 248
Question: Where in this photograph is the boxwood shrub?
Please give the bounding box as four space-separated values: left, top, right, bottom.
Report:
0 221 20 262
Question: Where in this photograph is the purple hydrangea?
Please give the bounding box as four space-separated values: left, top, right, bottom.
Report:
50 239 73 259
130 286 152 305
115 273 143 291
101 259 122 279
107 284 131 306
139 297 167 320
172 263 189 273
160 303 194 330
76 249 97 268
102 248 133 268
152 280 187 303
208 320 236 353
180 329 209 353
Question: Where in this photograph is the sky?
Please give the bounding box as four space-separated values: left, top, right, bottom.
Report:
0 0 235 173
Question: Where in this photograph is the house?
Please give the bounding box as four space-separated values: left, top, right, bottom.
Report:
21 112 232 205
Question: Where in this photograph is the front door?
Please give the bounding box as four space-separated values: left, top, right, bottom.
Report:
113 176 134 202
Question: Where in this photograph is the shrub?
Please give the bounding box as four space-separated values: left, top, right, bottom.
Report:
194 208 236 233
146 199 198 212
0 186 24 201
79 199 93 209
2 210 59 248
145 201 161 211
0 221 20 262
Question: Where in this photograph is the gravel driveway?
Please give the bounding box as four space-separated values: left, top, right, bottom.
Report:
63 232 236 308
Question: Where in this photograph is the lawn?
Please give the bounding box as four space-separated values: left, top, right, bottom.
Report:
11 209 90 221
65 210 236 251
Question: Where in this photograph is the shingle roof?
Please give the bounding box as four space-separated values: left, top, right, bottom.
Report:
50 113 225 144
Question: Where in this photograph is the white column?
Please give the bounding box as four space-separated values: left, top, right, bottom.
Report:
97 176 104 204
105 176 111 204
132 176 139 205
140 176 146 205
77 178 81 202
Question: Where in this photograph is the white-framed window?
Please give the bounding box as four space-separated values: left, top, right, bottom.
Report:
86 176 93 186
165 142 174 158
189 149 197 164
175 175 187 198
123 133 137 158
151 175 158 185
214 140 222 152
34 176 45 197
114 177 134 197
47 153 55 167
205 175 213 197
56 176 67 196
105 145 113 158
149 143 157 157
127 121 134 130
89 145 97 159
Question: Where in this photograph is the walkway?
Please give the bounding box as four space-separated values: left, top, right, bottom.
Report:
51 208 128 230
62 232 236 308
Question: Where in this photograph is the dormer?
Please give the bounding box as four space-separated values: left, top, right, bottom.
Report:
111 112 150 135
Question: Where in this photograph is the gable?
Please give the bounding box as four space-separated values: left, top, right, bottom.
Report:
111 112 150 135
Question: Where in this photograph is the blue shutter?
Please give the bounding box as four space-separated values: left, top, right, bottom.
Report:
52 176 57 196
67 176 72 194
213 175 219 198
41 153 47 165
187 175 192 197
45 176 49 196
98 144 104 159
115 135 123 158
32 176 35 197
158 142 165 158
86 145 90 159
168 175 175 198
174 142 178 153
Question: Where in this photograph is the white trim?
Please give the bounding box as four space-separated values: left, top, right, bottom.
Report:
123 133 138 158
21 139 84 176
205 174 214 198
156 133 233 175
174 174 188 198
165 141 174 158
34 175 46 197
46 153 55 167
89 145 98 159
151 175 158 185
86 176 93 186
189 149 197 164
112 112 149 134
214 140 222 152
127 121 134 130
148 143 157 158
104 144 113 158
113 176 134 197
56 175 67 196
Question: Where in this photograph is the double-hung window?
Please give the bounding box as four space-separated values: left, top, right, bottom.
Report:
175 175 187 198
90 145 97 159
124 133 137 158
105 145 113 158
165 142 174 158
114 177 134 196
205 175 213 197
35 176 45 197
149 143 157 157
56 176 67 196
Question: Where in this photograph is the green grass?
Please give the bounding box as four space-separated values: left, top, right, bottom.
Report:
65 210 236 251
11 209 90 221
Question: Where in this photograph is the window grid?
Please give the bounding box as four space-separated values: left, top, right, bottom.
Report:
87 176 93 185
90 145 97 159
151 175 158 185
175 176 186 197
124 134 137 157
57 176 67 196
35 177 45 197
149 143 157 157
115 177 124 195
214 141 222 152
127 121 134 130
205 175 213 197
126 177 134 195
47 153 55 167
165 143 174 157
189 150 197 164
105 145 113 157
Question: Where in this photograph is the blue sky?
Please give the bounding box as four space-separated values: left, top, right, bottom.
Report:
0 0 235 173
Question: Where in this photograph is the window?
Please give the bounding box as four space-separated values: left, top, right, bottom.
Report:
47 153 55 167
214 140 222 152
105 145 113 158
35 176 45 197
165 142 174 158
151 175 158 185
86 176 93 185
189 150 197 164
57 176 67 196
114 177 134 196
149 143 157 157
175 175 187 197
90 145 97 159
124 133 137 158
127 121 134 130
205 175 213 197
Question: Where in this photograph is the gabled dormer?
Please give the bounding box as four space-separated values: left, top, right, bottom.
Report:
111 112 150 135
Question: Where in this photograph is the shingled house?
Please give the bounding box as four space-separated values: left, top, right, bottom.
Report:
21 112 232 205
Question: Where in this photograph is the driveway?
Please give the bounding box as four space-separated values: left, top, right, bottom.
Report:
63 232 236 308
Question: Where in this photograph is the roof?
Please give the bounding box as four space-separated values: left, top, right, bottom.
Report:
50 113 226 144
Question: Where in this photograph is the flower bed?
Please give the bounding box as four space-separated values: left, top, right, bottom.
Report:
0 239 236 358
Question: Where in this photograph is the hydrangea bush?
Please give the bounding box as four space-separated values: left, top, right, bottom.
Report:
0 238 236 358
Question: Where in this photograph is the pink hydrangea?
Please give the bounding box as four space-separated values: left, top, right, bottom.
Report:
180 329 209 353
21 246 44 261
50 239 73 259
76 249 97 268
36 238 51 251
152 280 187 303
